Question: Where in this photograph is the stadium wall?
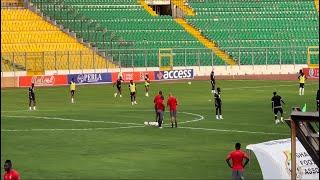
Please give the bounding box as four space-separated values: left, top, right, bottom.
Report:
2 65 318 88
0 64 308 78
1 77 19 88
42 64 307 77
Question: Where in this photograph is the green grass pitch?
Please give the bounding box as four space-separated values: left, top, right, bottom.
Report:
1 80 319 179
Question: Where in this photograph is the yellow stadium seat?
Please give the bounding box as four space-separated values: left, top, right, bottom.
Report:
1 9 116 72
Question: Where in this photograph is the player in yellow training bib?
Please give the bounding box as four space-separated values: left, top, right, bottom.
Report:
298 70 307 96
129 80 137 105
144 74 150 97
70 78 76 103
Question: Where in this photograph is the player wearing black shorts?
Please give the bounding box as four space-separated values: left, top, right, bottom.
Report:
129 80 137 105
70 78 76 103
214 87 223 120
298 70 307 96
28 83 36 110
210 70 216 93
154 91 164 122
271 92 285 124
113 77 123 98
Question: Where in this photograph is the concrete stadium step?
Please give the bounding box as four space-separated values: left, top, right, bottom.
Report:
171 0 195 16
315 0 319 13
175 18 236 65
139 0 157 16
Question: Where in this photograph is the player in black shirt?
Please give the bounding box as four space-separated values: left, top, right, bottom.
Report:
210 70 216 93
113 76 123 98
214 87 223 119
271 92 285 124
28 83 36 110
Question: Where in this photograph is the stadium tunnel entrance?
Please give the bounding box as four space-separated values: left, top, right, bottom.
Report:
151 5 172 16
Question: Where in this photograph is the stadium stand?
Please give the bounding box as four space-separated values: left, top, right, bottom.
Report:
139 0 157 16
1 0 23 7
2 0 318 71
186 0 319 65
171 0 195 16
1 8 115 72
175 18 236 65
31 0 226 67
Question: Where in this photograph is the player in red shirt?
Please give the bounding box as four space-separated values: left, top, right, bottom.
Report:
226 143 249 180
155 97 165 128
154 91 164 122
3 160 20 180
167 93 178 128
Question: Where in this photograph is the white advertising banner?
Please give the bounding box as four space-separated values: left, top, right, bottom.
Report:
246 138 319 180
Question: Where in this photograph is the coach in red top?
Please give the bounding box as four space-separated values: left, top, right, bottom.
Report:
167 92 178 128
4 160 20 180
226 143 249 180
155 97 165 128
154 91 164 122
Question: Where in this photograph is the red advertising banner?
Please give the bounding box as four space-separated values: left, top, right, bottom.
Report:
303 68 319 79
19 75 68 87
111 71 155 82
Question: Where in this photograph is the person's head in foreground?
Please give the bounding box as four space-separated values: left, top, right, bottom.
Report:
235 143 241 150
4 160 12 172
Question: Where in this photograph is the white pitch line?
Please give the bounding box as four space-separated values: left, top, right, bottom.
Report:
1 125 144 132
1 110 57 112
1 125 287 136
1 111 204 126
1 113 287 136
179 126 287 135
179 111 204 124
123 110 205 124
1 115 142 126
222 83 318 91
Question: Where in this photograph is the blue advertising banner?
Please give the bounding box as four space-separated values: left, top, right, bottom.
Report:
154 69 194 80
68 73 112 84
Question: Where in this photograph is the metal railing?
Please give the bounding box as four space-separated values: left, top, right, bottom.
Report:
1 51 112 72
1 46 318 72
105 46 314 67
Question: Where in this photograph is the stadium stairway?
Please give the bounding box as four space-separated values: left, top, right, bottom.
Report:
315 0 319 13
1 8 116 72
139 0 157 16
171 0 195 16
175 18 237 65
169 1 236 65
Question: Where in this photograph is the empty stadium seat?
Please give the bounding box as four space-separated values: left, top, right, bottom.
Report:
186 0 319 65
31 0 224 67
1 8 115 72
